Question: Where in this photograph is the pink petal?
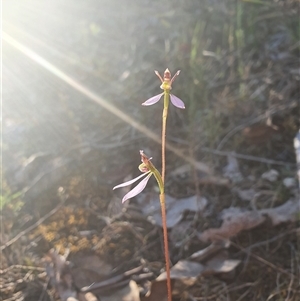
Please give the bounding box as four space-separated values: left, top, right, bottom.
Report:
122 173 152 203
113 172 150 190
170 94 185 109
142 93 164 106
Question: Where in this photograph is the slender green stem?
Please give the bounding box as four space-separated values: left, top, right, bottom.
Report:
152 170 164 194
162 91 169 183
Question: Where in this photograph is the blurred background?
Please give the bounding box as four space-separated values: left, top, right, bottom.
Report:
3 0 299 205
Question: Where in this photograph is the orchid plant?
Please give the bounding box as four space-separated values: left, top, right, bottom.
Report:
113 69 184 301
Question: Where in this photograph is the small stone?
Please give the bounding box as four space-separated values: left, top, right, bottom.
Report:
261 169 279 182
283 178 297 189
236 188 257 202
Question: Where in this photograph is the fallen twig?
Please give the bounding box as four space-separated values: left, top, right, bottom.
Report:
0 201 64 251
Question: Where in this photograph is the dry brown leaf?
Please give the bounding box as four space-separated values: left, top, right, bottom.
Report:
157 261 205 285
78 292 97 301
189 241 229 262
99 280 140 301
198 208 265 242
149 253 240 298
198 199 300 242
261 199 299 225
234 188 257 202
138 194 207 228
203 251 241 276
141 280 171 301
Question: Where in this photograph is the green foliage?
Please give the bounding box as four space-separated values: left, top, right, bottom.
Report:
0 190 23 210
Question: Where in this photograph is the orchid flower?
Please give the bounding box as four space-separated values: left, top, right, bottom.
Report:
113 151 163 203
142 69 185 109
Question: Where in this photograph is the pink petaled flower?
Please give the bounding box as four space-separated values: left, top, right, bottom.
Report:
142 69 185 109
113 154 153 203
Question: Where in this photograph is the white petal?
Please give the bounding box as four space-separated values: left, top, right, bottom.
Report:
122 173 152 203
142 93 164 106
113 172 149 190
170 94 185 109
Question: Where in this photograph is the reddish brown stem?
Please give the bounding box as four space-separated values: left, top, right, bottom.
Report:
159 193 172 301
